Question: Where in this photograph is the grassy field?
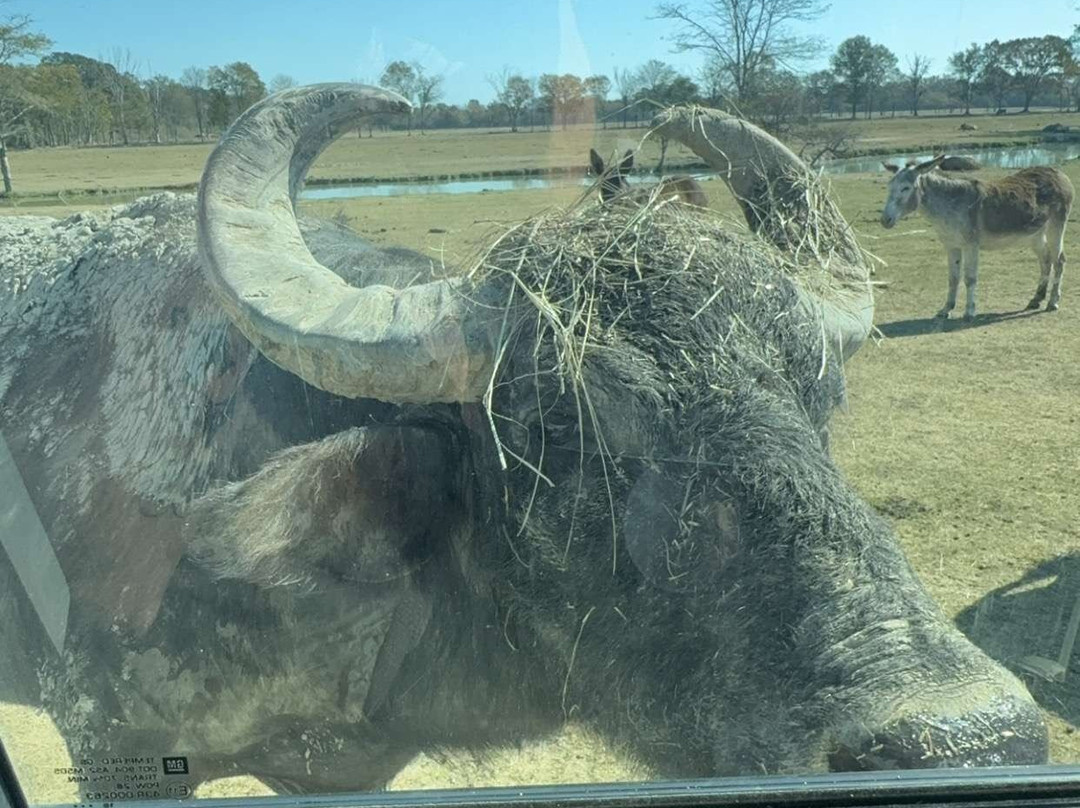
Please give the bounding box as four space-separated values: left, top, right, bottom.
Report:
0 108 1074 207
1 117 1079 799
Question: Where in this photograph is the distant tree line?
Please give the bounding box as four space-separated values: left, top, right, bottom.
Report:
1 4 1080 194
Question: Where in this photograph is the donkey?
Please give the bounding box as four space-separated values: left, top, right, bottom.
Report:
589 148 708 208
881 155 1074 320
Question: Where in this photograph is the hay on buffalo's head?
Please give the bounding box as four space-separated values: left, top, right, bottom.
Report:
466 186 854 474
469 185 848 355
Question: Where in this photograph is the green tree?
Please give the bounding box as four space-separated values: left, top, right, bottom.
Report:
584 74 611 126
41 52 118 142
830 36 875 119
804 69 836 115
979 40 1013 111
948 43 983 115
830 37 896 119
538 73 585 128
1000 35 1070 112
865 44 898 117
653 75 700 105
0 11 52 194
27 63 81 145
380 60 416 132
207 62 266 129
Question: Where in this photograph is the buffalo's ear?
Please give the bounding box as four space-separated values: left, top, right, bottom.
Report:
589 148 605 176
185 426 456 590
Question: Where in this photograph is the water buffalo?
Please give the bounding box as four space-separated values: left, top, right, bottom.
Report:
938 155 982 172
0 85 1048 796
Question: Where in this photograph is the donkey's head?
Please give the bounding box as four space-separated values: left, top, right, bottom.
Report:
589 148 634 202
880 155 945 228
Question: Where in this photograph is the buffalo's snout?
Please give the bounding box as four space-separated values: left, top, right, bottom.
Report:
829 692 1048 771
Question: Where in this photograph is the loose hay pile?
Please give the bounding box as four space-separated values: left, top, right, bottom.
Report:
460 185 854 540
468 186 851 408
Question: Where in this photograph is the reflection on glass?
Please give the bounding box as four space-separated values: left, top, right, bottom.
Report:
0 4 1078 806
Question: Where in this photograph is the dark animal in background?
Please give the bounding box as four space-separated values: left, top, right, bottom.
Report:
589 147 708 207
938 155 981 172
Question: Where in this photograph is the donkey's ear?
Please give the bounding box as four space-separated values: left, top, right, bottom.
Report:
589 148 605 175
619 149 634 172
915 154 945 173
882 162 900 174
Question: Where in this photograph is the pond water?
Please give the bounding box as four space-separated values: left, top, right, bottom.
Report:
824 143 1080 174
298 143 1080 201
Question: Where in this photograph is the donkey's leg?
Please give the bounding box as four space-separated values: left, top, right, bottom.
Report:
937 247 962 318
1046 217 1067 311
962 246 979 320
1027 231 1052 310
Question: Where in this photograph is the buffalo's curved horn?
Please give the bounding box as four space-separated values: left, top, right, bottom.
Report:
651 107 873 361
198 83 495 403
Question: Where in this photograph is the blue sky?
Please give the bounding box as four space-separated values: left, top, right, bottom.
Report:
11 0 1077 103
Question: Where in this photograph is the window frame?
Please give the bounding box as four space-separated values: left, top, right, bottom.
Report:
4 737 1080 808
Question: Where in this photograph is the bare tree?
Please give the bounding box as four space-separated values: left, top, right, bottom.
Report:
654 0 827 101
635 59 679 95
905 54 931 116
144 73 169 143
380 60 416 133
412 63 443 133
103 47 140 145
613 66 640 127
793 123 858 165
584 74 611 127
180 66 208 139
0 12 50 62
268 74 297 94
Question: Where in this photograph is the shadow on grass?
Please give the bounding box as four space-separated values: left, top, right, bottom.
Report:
956 554 1080 730
877 307 1047 338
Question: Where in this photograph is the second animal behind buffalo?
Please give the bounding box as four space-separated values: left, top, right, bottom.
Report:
589 148 708 208
881 156 1073 320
